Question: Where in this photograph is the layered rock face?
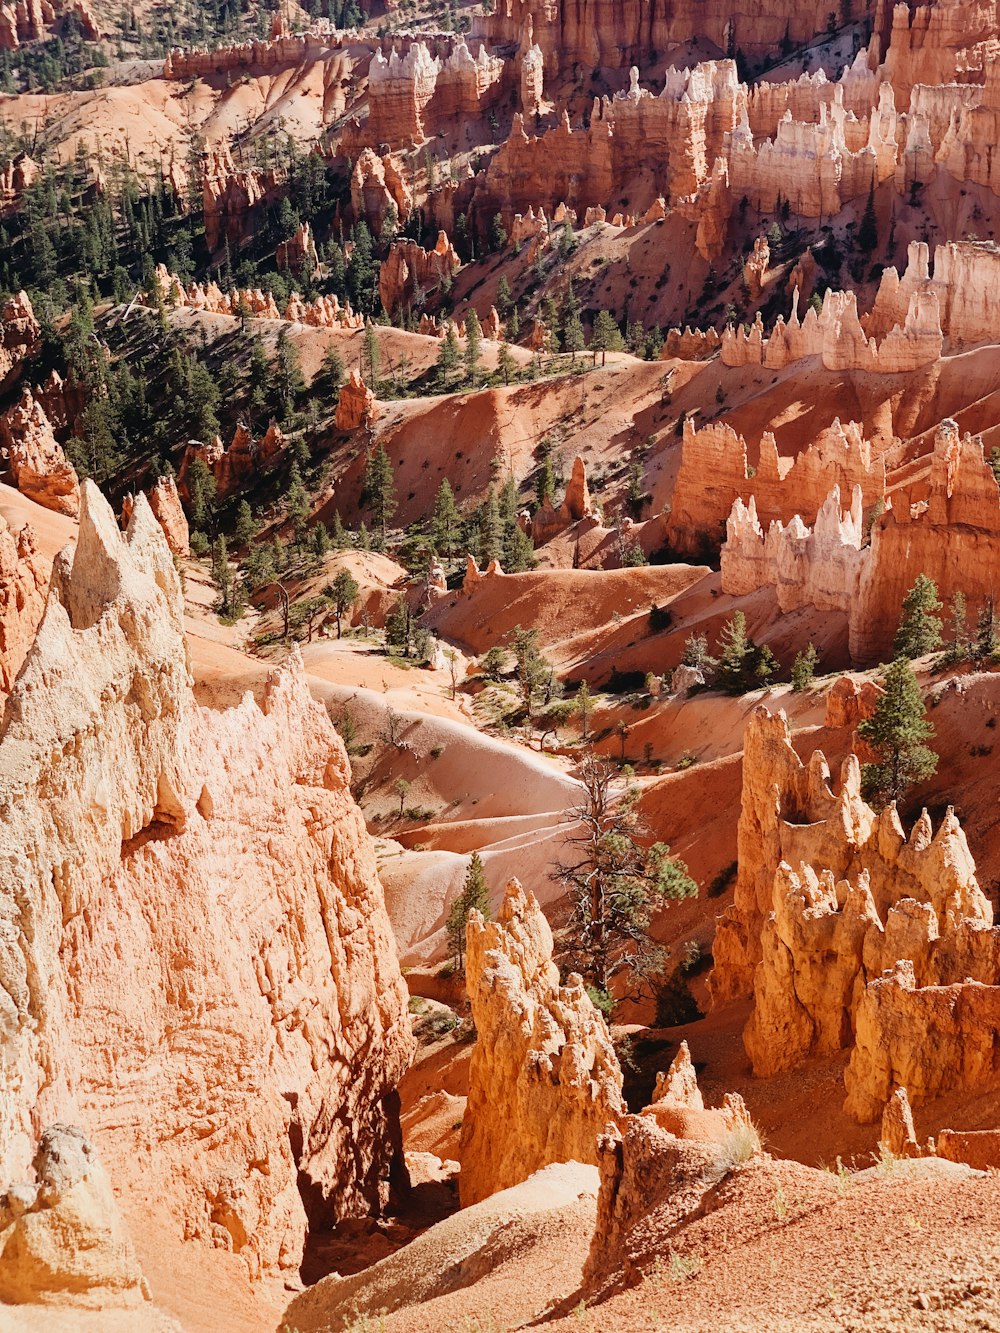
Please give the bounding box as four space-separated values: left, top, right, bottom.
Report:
0 511 47 695
721 484 866 613
710 707 988 1009
0 290 39 393
350 150 413 234
711 706 1000 1125
868 240 1000 347
721 285 943 375
362 39 504 149
0 387 80 517
0 1125 153 1310
121 476 190 557
851 421 1000 663
152 263 363 331
459 878 625 1206
0 482 414 1277
666 415 884 555
177 418 287 505
202 145 280 254
378 231 460 316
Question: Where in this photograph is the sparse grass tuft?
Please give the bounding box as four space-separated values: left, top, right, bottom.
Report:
715 1118 763 1171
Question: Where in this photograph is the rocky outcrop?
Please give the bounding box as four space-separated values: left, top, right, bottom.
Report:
276 221 319 278
378 231 460 316
584 1043 759 1290
532 456 595 543
0 290 39 394
351 149 413 234
851 421 1000 663
0 388 80 517
121 476 190 558
177 418 281 505
335 369 379 431
0 512 47 695
0 1125 152 1309
0 481 414 1278
710 705 1000 1126
163 27 348 80
475 62 739 227
202 145 280 254
666 415 884 556
742 234 769 297
710 706 989 1012
0 152 37 210
720 483 866 614
362 39 504 149
459 878 625 1206
721 286 943 374
868 240 1000 348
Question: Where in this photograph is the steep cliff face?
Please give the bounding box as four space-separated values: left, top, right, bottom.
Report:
459 878 625 1206
0 388 80 517
0 482 414 1279
0 510 47 694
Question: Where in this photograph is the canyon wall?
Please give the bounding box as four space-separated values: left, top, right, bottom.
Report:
710 706 1000 1125
665 415 884 555
0 510 47 694
459 878 625 1206
0 482 414 1279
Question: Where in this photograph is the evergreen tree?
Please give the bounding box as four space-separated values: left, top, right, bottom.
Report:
502 519 536 572
563 310 585 362
893 574 943 660
791 642 819 691
576 678 592 741
508 623 552 737
330 567 359 638
497 339 516 386
446 850 492 969
363 442 397 549
234 499 256 547
479 484 502 565
385 594 413 654
464 309 482 384
858 177 878 254
716 611 753 694
322 343 345 391
495 275 513 318
273 326 305 419
286 462 310 538
362 322 381 385
431 477 461 560
973 595 998 661
590 309 623 366
555 754 697 998
858 657 938 808
436 324 460 384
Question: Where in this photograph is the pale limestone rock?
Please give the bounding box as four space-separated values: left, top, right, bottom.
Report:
880 1087 921 1159
121 477 190 558
459 879 625 1206
0 1125 150 1309
0 481 414 1278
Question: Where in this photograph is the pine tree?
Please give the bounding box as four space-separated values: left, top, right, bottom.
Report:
791 642 819 691
234 499 256 547
563 311 585 362
464 309 482 385
858 657 938 808
330 510 348 548
576 678 592 741
858 176 878 254
497 339 516 386
502 519 536 572
495 275 513 318
973 595 998 661
431 477 461 560
330 567 359 638
363 443 397 549
286 462 310 539
893 574 943 660
591 309 623 366
436 324 460 384
480 485 502 565
323 343 345 391
716 611 753 694
446 850 492 970
362 322 381 385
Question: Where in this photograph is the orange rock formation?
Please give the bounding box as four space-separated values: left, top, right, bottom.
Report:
0 482 414 1278
0 511 46 694
459 878 625 1206
0 388 80 517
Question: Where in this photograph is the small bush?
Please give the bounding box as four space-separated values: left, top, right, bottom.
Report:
708 861 737 898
